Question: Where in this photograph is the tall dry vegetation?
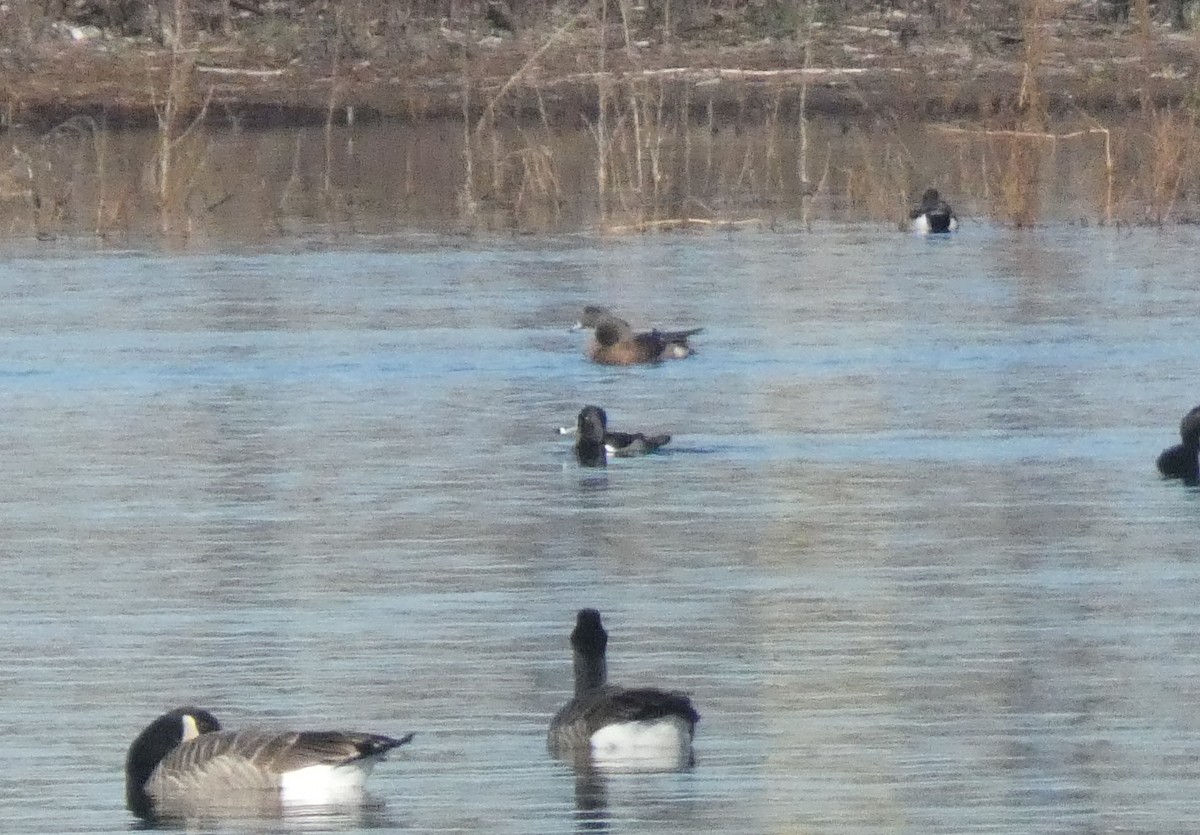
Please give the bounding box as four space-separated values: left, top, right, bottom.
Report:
847 0 1196 228
452 0 1200 231
8 0 1200 234
149 0 215 239
456 0 826 231
1000 0 1049 227
1130 106 1198 225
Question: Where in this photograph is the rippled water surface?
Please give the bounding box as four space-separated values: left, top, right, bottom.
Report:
1 223 1199 834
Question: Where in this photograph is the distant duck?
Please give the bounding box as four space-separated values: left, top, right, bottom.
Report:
1157 405 1200 484
125 706 415 821
573 405 671 467
909 188 959 234
548 609 699 771
574 305 702 365
484 0 516 32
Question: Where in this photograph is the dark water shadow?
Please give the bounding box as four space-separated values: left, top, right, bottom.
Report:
654 444 728 456
572 767 611 833
127 796 402 832
573 474 613 497
558 746 699 834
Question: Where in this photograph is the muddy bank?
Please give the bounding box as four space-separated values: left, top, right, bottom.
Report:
3 8 1198 132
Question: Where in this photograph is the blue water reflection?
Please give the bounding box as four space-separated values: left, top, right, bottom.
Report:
0 224 1198 833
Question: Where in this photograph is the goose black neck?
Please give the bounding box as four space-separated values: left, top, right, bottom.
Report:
571 609 609 694
573 646 607 694
125 707 220 818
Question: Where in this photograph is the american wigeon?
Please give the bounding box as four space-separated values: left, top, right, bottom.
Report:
909 188 959 234
573 405 671 467
548 609 699 771
1157 405 1200 484
125 706 414 820
574 306 702 366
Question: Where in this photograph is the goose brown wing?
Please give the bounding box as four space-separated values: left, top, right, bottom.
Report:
151 731 284 795
158 729 413 780
270 731 414 771
576 686 699 735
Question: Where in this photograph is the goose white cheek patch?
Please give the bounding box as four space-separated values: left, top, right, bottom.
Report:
181 715 202 742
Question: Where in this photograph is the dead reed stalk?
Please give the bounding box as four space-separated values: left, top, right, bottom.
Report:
323 6 344 196
1004 0 1050 226
840 123 910 225
458 55 477 221
457 6 589 225
1143 106 1196 225
19 115 111 238
933 125 1114 224
151 1 213 238
797 0 815 228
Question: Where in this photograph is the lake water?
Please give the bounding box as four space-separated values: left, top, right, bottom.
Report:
0 220 1199 834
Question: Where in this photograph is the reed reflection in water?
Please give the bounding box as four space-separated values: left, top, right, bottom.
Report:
6 111 1144 242
0 224 1198 833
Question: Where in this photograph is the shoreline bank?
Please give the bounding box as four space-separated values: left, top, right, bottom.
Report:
5 11 1198 131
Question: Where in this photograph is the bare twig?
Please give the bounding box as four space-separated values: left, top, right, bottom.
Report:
473 9 590 137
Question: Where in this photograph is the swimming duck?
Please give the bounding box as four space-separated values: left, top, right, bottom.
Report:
574 306 702 365
573 405 671 467
1157 405 1200 484
548 609 699 771
125 706 414 820
909 188 959 234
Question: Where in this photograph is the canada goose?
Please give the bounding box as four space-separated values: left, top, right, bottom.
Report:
125 706 414 820
548 609 698 771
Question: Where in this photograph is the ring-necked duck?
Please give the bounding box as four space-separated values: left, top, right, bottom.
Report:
909 188 959 234
573 405 671 467
125 706 414 820
548 609 699 772
1157 405 1200 484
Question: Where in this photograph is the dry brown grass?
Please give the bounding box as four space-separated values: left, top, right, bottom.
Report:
1133 105 1197 224
12 0 1200 237
151 6 214 240
0 114 125 239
